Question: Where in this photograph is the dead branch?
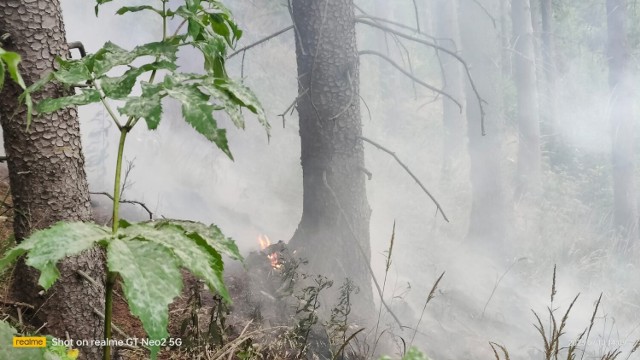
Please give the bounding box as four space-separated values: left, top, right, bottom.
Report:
322 172 404 328
411 0 421 33
227 25 294 60
359 50 463 111
356 19 488 135
90 191 153 220
0 299 35 309
359 136 450 223
278 88 309 127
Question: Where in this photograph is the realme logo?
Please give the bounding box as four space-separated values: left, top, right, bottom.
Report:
12 337 47 348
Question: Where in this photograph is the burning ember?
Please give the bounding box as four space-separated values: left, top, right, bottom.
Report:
258 234 281 269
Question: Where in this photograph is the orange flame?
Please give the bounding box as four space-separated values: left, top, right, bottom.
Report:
258 234 280 269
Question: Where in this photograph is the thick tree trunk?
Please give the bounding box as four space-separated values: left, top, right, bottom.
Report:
512 0 541 197
433 0 465 178
459 0 507 246
540 0 559 154
0 2 104 359
606 0 638 244
289 0 374 319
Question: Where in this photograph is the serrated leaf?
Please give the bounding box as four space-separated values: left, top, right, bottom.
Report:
22 222 110 289
155 220 242 261
107 239 182 359
36 89 101 114
216 79 270 133
183 101 231 158
101 61 176 99
53 58 91 84
118 95 162 129
116 5 162 16
200 83 244 129
119 223 231 301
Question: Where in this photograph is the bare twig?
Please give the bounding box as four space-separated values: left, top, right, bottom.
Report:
411 0 421 32
481 258 525 318
278 88 309 127
359 50 463 111
356 19 488 135
0 299 35 309
227 25 294 59
359 136 449 222
90 191 153 220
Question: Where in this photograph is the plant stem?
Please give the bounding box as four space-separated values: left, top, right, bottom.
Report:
103 128 128 360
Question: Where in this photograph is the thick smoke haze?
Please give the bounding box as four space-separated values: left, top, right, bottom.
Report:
22 0 638 358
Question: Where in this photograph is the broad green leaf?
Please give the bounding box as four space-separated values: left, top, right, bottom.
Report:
116 5 163 16
23 222 110 289
1 51 26 89
24 72 55 94
36 89 101 114
0 321 48 360
53 58 91 84
118 95 162 129
91 41 177 77
107 239 182 359
119 223 231 301
155 220 242 261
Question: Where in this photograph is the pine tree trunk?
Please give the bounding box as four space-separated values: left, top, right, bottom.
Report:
0 2 104 359
606 0 638 245
289 0 374 319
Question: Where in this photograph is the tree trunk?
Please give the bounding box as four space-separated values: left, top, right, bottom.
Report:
512 0 541 197
289 0 374 319
0 2 104 359
433 0 466 178
606 0 638 244
459 0 508 246
540 0 559 155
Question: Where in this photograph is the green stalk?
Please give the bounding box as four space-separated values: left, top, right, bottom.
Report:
103 128 128 360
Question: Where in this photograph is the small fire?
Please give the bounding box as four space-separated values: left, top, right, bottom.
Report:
258 234 281 269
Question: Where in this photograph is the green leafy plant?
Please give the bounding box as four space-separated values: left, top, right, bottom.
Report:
0 46 33 122
0 320 79 360
0 1 268 359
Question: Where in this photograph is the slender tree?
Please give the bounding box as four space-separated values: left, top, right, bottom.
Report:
606 0 638 244
512 0 541 197
459 0 508 245
433 0 466 178
289 0 374 316
540 0 559 153
0 2 104 359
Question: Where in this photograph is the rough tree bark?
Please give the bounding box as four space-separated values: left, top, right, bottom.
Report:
289 0 374 318
512 0 541 197
606 0 638 244
433 0 465 178
459 0 508 246
0 1 104 359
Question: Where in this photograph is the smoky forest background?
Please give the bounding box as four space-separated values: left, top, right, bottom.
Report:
1 0 640 359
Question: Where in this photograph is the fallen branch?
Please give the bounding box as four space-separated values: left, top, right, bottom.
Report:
90 191 153 220
356 19 488 135
227 25 294 59
359 50 462 111
359 136 449 222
